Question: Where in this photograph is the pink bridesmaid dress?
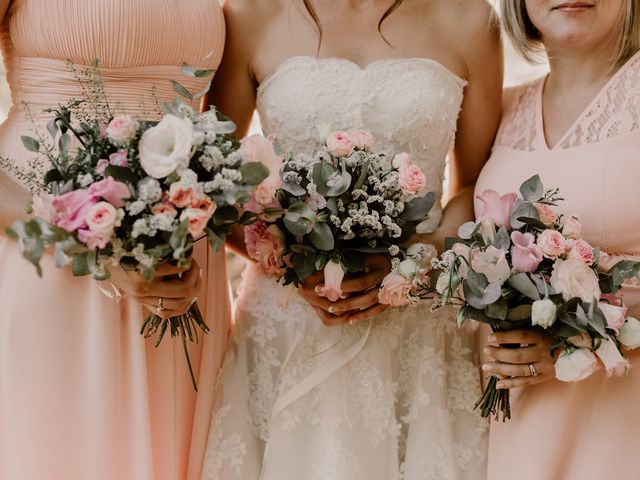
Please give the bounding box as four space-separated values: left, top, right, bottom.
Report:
475 51 640 479
0 1 230 479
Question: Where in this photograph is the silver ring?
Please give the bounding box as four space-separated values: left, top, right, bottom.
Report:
528 363 538 377
157 297 165 312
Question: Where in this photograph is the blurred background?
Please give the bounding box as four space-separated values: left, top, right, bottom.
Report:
0 2 548 291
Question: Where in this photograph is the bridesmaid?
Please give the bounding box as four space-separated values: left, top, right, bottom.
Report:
475 0 640 478
0 1 229 479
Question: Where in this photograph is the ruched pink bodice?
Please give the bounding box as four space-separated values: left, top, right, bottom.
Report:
478 51 640 479
0 2 230 480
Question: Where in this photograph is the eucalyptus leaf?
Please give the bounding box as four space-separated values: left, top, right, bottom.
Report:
47 119 59 140
506 304 532 321
239 162 270 186
170 80 193 100
507 273 541 300
401 192 436 222
180 63 215 78
58 133 71 153
21 136 40 153
519 174 544 201
510 200 539 229
312 162 337 196
309 222 335 251
212 205 239 226
326 163 352 197
292 252 317 280
463 280 501 310
281 182 307 196
485 297 508 321
493 227 511 251
466 269 489 296
457 221 477 240
71 253 91 276
353 159 370 190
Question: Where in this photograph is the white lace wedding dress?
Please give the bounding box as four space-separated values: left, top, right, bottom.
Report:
202 56 488 480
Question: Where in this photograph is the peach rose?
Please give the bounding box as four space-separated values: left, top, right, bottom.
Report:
190 197 217 217
106 115 139 144
180 208 211 238
566 239 596 266
169 183 195 208
245 221 287 277
537 229 566 258
378 272 412 307
535 203 557 227
326 131 354 157
151 202 178 218
240 135 282 172
350 130 376 151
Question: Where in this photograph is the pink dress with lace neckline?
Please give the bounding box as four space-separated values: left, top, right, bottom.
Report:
477 51 640 479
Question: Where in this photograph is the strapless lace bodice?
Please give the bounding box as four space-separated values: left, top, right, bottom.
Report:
256 56 467 232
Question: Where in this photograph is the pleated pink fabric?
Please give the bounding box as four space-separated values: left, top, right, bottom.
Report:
0 2 229 479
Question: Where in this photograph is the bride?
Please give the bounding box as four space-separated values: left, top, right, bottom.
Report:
202 1 501 478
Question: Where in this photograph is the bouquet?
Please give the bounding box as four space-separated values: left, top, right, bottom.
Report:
243 130 435 300
387 175 640 420
5 64 269 388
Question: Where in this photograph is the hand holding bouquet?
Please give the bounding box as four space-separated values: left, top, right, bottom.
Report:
244 130 435 309
390 175 640 420
6 80 269 388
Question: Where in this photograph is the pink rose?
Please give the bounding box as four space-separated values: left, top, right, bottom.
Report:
240 135 282 171
190 197 217 217
535 203 557 227
96 159 109 175
566 239 596 266
253 174 281 206
245 221 287 277
169 183 195 208
510 231 543 273
471 245 511 284
78 229 112 251
88 177 130 207
378 272 412 307
392 152 413 169
476 190 517 229
109 150 129 167
85 201 118 234
151 202 178 218
562 217 582 239
537 229 566 258
325 131 354 157
51 189 97 232
351 130 376 151
106 115 139 144
317 260 347 302
180 208 211 238
598 302 628 333
398 161 426 195
595 337 631 377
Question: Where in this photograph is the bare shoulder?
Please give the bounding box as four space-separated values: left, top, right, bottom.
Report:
222 0 284 38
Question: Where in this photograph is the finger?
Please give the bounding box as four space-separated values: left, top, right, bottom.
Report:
484 345 545 364
312 306 350 327
488 329 549 346
142 304 185 320
340 272 385 293
496 374 549 389
137 264 201 298
482 361 540 379
298 289 334 311
327 288 380 315
346 303 388 323
155 262 190 276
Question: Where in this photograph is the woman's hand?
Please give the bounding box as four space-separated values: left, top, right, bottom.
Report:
483 329 557 389
106 260 202 319
298 255 391 326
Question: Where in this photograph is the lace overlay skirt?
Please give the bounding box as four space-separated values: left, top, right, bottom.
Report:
202 265 488 480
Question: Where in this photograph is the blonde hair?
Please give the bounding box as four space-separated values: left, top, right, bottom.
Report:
500 0 640 66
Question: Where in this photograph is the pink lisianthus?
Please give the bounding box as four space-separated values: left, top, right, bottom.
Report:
317 260 347 302
109 150 129 168
398 161 426 195
168 183 195 208
535 203 557 227
151 202 178 218
78 228 112 251
96 159 109 175
476 190 517 229
378 272 412 306
595 337 631 377
325 131 354 157
350 130 376 151
566 239 596 266
190 197 217 217
88 177 130 207
537 229 566 259
598 302 628 333
180 208 212 238
245 221 287 277
510 231 544 273
51 189 97 232
240 135 282 171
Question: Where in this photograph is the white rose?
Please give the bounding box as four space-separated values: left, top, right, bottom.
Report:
398 259 418 279
618 317 640 350
471 245 511 285
555 349 600 382
139 114 194 179
595 337 630 377
531 298 557 328
479 217 495 244
550 259 601 303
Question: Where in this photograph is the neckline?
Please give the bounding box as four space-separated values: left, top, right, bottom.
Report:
536 50 640 151
256 55 467 99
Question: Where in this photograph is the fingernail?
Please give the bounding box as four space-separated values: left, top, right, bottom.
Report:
483 348 490 355
329 306 335 314
488 335 497 342
315 285 323 293
482 364 492 372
